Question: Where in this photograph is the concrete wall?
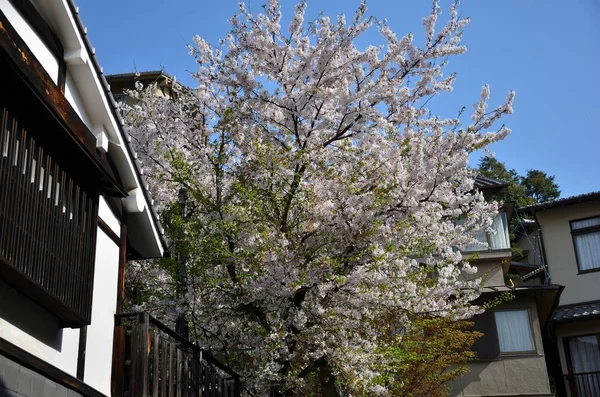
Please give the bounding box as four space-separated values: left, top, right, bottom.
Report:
0 354 83 397
516 231 543 267
473 258 508 288
537 199 600 305
451 297 552 397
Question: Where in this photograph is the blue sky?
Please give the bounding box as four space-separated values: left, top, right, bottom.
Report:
77 0 600 198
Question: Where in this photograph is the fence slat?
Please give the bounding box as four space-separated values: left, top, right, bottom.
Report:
153 332 160 397
113 314 242 397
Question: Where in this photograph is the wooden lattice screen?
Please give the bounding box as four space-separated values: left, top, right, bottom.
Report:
0 106 98 326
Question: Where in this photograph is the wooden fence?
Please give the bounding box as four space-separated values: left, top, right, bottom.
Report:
112 312 243 397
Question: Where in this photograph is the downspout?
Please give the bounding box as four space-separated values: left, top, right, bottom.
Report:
543 285 566 397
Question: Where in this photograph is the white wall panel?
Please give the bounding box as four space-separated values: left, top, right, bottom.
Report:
0 0 60 83
83 228 120 395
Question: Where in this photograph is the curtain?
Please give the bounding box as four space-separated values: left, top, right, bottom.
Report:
569 336 600 397
489 212 510 249
570 336 600 373
572 217 600 230
574 231 600 271
494 310 534 352
460 212 510 252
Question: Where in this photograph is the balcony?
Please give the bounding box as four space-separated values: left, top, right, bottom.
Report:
112 312 243 397
564 371 600 397
463 212 511 252
0 106 98 326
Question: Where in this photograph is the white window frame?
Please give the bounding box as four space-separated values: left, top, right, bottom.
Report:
494 309 536 354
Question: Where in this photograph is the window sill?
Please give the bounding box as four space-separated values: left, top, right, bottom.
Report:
474 353 542 362
499 351 539 358
578 268 600 275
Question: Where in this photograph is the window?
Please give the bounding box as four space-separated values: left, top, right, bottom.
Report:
571 216 600 272
568 334 600 373
494 310 535 353
471 308 536 360
462 212 511 252
566 334 600 397
113 94 127 103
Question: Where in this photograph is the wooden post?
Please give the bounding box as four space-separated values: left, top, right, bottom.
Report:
111 325 125 397
131 312 150 397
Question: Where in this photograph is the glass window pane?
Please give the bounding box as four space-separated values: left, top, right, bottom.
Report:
489 212 510 249
494 310 535 353
569 335 600 373
572 217 600 230
574 231 600 271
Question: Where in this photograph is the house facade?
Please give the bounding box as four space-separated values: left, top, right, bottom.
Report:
106 70 181 105
0 0 167 395
520 191 600 397
450 178 560 397
0 2 243 396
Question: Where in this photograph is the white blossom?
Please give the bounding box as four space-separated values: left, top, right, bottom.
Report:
124 1 514 395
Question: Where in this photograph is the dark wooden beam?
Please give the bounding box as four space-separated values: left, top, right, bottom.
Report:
116 220 128 314
7 0 63 60
0 337 107 397
0 254 88 327
98 217 121 246
0 10 126 197
76 326 87 380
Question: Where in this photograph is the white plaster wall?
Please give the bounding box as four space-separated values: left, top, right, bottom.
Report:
64 71 92 128
83 226 120 396
99 196 121 237
0 0 60 83
0 283 80 377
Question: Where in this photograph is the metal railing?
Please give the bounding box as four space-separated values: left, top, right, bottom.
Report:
564 371 600 397
112 312 243 397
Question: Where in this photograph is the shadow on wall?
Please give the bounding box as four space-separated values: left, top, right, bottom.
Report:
0 377 10 397
0 280 63 350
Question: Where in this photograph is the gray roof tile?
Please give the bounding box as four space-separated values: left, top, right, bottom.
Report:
553 301 600 322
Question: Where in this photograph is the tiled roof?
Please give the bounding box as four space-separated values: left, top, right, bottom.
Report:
66 1 168 252
553 301 600 322
474 176 510 190
520 191 600 213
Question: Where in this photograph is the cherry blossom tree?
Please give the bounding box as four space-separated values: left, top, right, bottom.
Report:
125 0 515 395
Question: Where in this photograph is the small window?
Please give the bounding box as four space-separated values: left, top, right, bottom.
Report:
113 94 127 104
494 310 535 353
571 216 600 272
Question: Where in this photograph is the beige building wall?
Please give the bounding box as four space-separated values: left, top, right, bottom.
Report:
466 253 511 288
516 230 543 267
537 199 600 305
450 297 552 397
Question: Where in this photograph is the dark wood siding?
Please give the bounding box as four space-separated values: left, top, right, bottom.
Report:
471 311 500 360
0 106 98 326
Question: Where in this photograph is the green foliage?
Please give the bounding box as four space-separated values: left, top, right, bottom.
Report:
369 317 483 397
521 169 560 203
477 156 560 208
478 156 560 261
